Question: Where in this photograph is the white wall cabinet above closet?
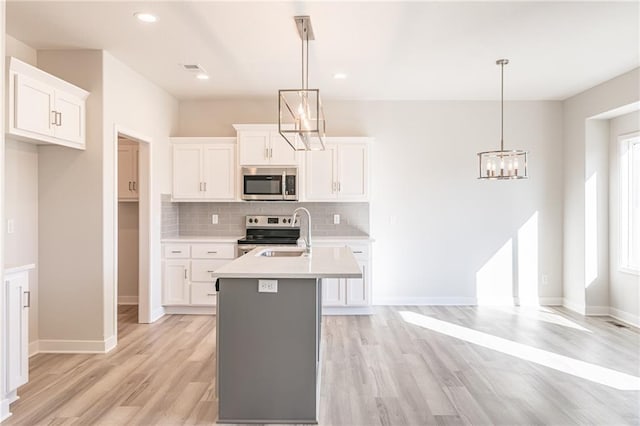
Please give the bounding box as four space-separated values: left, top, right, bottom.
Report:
233 124 299 166
6 57 89 150
118 142 139 201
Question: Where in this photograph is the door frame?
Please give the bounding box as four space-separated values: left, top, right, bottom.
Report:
114 125 153 329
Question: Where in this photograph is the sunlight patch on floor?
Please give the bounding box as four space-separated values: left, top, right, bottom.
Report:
400 311 639 390
491 306 591 332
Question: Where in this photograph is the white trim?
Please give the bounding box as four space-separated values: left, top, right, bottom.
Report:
104 335 117 353
323 306 373 315
374 297 477 306
1 398 11 422
538 297 563 306
585 305 610 316
38 338 115 353
562 298 586 315
163 306 216 315
118 295 139 305
150 306 165 323
609 308 640 328
28 340 39 357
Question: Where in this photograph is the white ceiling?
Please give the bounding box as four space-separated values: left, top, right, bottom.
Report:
6 1 639 101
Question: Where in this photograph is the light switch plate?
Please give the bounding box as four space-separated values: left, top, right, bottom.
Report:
211 214 218 224
258 279 278 293
7 219 14 234
333 214 340 224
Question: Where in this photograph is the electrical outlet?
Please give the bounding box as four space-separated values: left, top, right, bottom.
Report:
211 214 218 224
7 219 14 234
542 274 549 286
258 279 278 293
333 214 340 225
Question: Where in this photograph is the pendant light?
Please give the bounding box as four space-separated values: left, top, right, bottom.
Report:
278 16 326 151
478 59 528 180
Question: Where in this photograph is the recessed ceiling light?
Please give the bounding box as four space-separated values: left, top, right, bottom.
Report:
196 73 209 80
333 73 347 80
134 12 157 23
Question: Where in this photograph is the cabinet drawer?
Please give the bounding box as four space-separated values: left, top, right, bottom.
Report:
347 244 369 260
191 259 231 282
191 244 235 259
191 282 217 306
164 244 190 258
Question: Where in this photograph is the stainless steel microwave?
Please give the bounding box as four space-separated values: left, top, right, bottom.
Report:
241 167 298 201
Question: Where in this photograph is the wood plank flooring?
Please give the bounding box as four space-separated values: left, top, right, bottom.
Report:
5 305 639 425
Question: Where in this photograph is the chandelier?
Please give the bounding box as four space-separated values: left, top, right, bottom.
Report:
278 16 326 151
477 59 528 180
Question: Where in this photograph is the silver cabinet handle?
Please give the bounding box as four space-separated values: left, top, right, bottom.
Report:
207 251 218 254
353 251 363 254
132 181 136 191
171 250 182 253
129 181 132 191
265 147 269 159
184 270 188 279
57 112 62 126
338 182 341 192
207 293 216 296
332 182 336 192
203 182 207 191
24 291 31 308
51 110 58 125
269 148 273 158
206 270 215 273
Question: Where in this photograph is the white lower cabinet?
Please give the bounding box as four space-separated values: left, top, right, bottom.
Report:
317 241 372 312
3 268 31 417
162 241 236 311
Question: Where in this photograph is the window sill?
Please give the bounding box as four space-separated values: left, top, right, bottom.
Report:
619 266 640 277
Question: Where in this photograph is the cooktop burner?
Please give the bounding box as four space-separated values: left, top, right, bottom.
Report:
238 215 301 246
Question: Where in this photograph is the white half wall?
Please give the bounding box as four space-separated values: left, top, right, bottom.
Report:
609 111 640 326
563 67 640 314
179 99 564 305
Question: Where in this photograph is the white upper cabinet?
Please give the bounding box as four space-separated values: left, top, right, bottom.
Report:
118 143 139 201
234 125 299 166
7 57 89 150
172 137 236 201
305 138 371 201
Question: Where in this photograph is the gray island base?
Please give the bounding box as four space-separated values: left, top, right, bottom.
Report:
217 277 321 424
214 246 362 424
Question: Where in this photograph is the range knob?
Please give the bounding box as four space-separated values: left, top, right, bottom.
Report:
248 218 254 224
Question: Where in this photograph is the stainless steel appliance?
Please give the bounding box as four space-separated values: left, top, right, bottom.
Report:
237 215 301 256
241 167 298 201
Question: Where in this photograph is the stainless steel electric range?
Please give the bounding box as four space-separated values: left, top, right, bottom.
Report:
236 215 301 256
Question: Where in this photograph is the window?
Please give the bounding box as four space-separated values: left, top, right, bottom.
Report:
620 133 640 273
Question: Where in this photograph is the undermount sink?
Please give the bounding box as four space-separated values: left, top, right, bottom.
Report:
256 249 307 258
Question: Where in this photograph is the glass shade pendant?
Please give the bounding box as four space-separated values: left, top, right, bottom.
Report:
279 16 326 151
478 59 528 180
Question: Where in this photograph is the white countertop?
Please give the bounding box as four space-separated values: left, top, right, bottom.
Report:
162 236 242 243
215 246 362 279
5 263 36 274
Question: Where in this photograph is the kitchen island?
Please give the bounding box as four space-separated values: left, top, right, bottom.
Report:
214 246 362 424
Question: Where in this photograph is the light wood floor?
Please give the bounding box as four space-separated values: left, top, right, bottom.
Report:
5 305 639 425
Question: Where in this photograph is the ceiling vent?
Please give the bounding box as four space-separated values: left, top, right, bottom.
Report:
181 64 204 73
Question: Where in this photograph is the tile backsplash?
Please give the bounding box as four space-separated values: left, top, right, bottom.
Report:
168 201 369 237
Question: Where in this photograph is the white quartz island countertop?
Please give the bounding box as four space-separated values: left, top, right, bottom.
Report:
214 246 362 279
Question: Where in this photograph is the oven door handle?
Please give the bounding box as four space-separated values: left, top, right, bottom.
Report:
282 171 287 199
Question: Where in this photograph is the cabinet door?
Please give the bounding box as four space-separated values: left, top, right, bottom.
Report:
322 277 346 306
346 262 368 306
14 73 55 138
337 144 368 200
203 145 235 200
6 271 29 390
173 145 203 199
163 260 190 305
269 131 298 165
239 132 269 165
191 259 230 282
54 90 85 145
118 146 137 200
305 144 337 201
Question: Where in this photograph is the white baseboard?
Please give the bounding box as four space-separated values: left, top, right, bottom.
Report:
1 397 11 422
164 306 216 315
150 306 165 323
609 307 640 328
374 297 477 306
104 335 117 353
585 305 610 316
118 295 139 305
562 298 586 315
323 306 373 315
38 338 115 353
538 297 563 306
29 340 39 357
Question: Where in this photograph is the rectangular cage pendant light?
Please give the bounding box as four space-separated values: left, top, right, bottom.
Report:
278 16 326 151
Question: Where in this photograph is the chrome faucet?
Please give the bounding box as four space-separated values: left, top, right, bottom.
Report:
291 207 312 256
